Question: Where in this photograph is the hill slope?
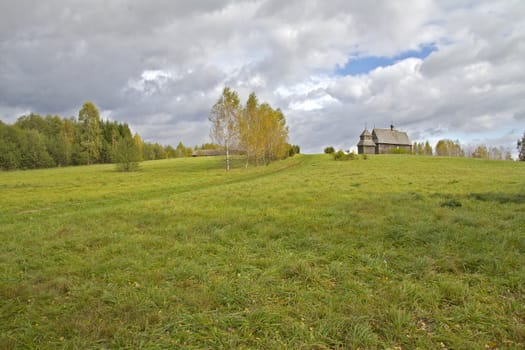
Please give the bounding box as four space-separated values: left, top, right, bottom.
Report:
1 155 524 349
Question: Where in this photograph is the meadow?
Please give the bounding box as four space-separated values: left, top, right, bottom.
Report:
0 155 524 349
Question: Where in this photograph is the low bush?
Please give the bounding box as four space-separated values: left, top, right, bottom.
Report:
389 148 408 154
334 150 358 161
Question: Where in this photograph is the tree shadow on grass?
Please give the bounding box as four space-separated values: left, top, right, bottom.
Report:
468 192 525 204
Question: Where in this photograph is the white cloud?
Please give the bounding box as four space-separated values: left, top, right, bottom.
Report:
0 0 523 154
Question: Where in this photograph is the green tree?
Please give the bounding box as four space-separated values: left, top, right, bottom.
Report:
165 145 176 158
60 118 76 166
142 142 156 160
114 137 140 171
424 141 433 156
20 129 54 169
78 101 102 165
518 131 525 161
152 143 167 159
324 146 335 154
240 92 259 167
259 104 289 164
175 141 191 157
0 122 21 170
289 144 300 156
100 120 120 163
209 87 241 171
133 133 144 161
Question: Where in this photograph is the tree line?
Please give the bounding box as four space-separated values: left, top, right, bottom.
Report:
0 102 193 170
325 137 518 160
413 139 514 160
209 87 299 170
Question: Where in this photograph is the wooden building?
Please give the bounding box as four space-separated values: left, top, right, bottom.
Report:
357 125 412 154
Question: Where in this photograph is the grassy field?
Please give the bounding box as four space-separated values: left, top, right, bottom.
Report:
1 155 524 349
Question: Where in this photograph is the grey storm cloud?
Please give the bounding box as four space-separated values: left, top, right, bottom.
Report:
0 0 524 153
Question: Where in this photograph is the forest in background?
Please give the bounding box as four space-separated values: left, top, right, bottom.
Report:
0 102 193 170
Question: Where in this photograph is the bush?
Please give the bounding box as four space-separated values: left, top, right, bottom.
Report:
333 150 346 160
333 150 358 161
114 137 141 172
389 148 408 154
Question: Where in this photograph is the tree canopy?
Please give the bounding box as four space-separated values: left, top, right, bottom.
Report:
209 87 294 170
209 87 242 171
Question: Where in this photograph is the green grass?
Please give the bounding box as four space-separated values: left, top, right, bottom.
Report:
1 155 524 349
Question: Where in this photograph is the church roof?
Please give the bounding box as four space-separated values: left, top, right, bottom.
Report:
372 128 411 145
360 129 372 137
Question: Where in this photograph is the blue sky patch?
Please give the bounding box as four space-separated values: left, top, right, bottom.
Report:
336 44 437 76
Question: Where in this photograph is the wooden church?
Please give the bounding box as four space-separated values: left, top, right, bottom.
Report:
357 125 412 154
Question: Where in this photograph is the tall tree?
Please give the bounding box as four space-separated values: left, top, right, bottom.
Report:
61 118 76 166
78 101 102 165
518 131 525 161
209 87 241 171
133 133 144 161
424 141 433 156
175 141 191 157
240 92 259 167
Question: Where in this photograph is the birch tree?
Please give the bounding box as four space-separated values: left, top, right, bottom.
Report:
240 92 259 167
209 87 241 171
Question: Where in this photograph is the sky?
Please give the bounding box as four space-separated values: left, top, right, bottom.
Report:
0 1 524 155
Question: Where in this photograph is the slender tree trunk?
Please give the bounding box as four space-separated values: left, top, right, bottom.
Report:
226 143 230 171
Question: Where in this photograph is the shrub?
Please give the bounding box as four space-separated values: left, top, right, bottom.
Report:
333 150 358 161
333 150 347 160
114 137 141 172
389 148 408 154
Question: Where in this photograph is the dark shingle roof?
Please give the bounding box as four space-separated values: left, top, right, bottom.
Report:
372 128 411 145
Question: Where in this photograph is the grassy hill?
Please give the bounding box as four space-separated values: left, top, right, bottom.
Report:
1 155 524 349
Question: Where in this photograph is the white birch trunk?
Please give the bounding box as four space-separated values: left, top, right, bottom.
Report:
226 143 230 171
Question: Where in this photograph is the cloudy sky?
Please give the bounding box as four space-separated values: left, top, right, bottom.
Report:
1 1 524 154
